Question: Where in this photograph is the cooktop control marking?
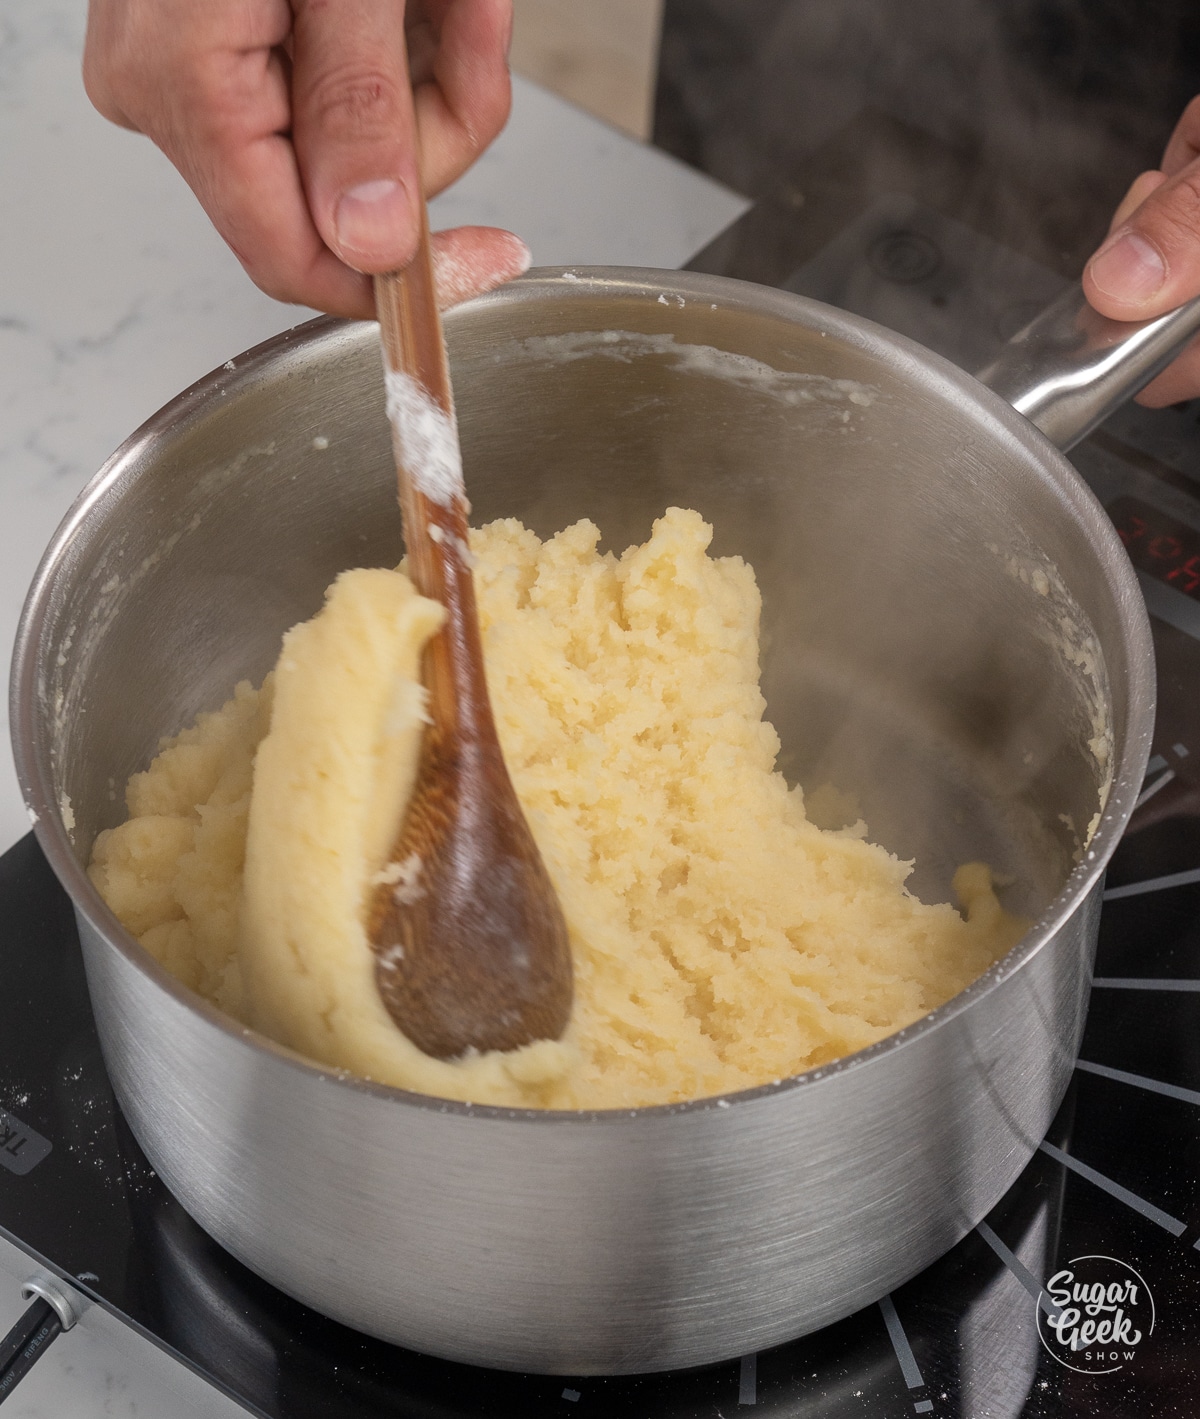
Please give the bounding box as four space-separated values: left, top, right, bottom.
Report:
1092 977 1200 991
1076 1059 1200 1109
1110 495 1200 602
0 1106 51 1176
1135 769 1177 809
737 1352 756 1405
879 1294 934 1412
1039 1142 1186 1237
1104 866 1200 900
976 1220 1061 1320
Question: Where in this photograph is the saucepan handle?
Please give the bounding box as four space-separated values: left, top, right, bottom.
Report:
975 286 1200 452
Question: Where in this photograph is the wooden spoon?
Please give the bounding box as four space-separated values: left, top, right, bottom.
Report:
368 209 573 1060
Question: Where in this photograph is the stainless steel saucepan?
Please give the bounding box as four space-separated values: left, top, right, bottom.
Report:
11 271 1200 1373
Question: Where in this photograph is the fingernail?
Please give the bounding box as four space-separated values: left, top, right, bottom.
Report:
334 179 411 269
1088 230 1166 304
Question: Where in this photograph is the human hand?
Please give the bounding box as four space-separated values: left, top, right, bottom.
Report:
83 0 527 319
1083 96 1200 406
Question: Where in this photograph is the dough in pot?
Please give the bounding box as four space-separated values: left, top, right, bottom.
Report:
89 508 1025 1108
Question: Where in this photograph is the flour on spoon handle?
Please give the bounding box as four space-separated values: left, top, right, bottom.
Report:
384 367 465 509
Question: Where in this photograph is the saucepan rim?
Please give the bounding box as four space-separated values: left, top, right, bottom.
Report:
10 267 1156 1124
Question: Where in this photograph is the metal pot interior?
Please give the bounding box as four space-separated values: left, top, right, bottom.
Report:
21 270 1144 1010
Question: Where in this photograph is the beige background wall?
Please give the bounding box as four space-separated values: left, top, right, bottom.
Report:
510 0 664 139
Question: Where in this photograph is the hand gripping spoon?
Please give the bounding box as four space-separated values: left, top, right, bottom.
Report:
368 212 573 1060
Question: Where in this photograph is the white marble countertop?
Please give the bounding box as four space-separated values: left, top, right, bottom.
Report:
0 2 745 1413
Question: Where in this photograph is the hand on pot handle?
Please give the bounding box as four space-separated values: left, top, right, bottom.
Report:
1083 95 1200 407
83 0 528 318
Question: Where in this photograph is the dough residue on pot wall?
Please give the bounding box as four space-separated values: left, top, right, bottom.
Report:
995 542 1114 857
88 508 1025 1109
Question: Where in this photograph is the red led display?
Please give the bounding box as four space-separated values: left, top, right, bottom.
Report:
1109 495 1200 602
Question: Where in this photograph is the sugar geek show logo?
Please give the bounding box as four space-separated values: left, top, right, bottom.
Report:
1036 1255 1155 1374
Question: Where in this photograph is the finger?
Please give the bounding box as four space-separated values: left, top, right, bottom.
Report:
1163 94 1200 175
1107 170 1167 234
185 130 377 317
83 0 373 314
152 42 376 317
405 13 440 86
430 226 530 308
291 0 422 276
84 0 293 136
1083 153 1200 320
412 0 512 196
83 0 144 131
171 93 525 324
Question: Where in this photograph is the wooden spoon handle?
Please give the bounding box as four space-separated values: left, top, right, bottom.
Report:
375 218 490 745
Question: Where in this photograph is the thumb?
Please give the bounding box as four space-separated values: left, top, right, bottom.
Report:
1084 163 1200 320
291 0 421 276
